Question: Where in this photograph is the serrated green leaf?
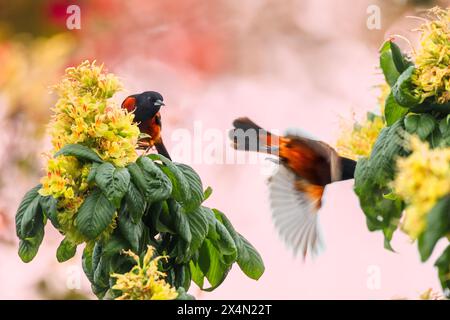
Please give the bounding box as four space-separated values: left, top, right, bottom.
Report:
392 66 420 107
168 199 191 244
147 154 191 206
212 209 264 280
18 225 45 263
75 189 116 239
15 184 42 239
385 92 408 126
54 144 103 163
176 163 204 212
136 157 172 204
174 264 191 291
125 181 146 224
95 163 130 208
417 114 437 140
39 195 59 228
198 239 231 291
56 237 77 262
380 41 401 87
236 234 265 280
404 114 420 133
82 243 95 283
214 220 237 257
354 120 407 248
87 162 101 183
101 232 130 258
186 207 209 254
118 207 144 252
434 245 450 296
418 196 450 262
189 260 205 289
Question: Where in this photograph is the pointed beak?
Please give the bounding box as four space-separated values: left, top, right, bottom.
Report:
155 99 165 107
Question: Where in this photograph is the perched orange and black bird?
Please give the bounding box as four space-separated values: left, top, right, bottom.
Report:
121 91 171 160
229 117 356 258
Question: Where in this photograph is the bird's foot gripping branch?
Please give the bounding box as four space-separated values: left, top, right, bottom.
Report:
351 7 450 296
15 61 264 300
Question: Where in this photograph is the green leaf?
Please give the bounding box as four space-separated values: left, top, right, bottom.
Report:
125 181 146 224
176 287 195 300
176 163 204 212
203 186 213 201
417 114 436 140
15 184 42 239
404 114 420 134
392 66 420 107
385 92 408 126
95 162 130 208
379 41 401 87
186 207 209 254
82 243 95 283
214 220 237 257
135 157 172 203
354 120 407 248
147 154 191 206
87 162 100 183
75 189 116 239
118 207 144 252
189 260 205 288
174 264 191 291
55 144 103 163
439 117 450 136
434 245 450 296
418 196 450 262
198 239 231 291
168 199 192 244
101 232 130 258
39 195 59 228
56 237 77 262
18 225 45 263
236 234 265 280
390 41 410 73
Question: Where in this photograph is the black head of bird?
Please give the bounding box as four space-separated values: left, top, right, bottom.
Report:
121 91 165 124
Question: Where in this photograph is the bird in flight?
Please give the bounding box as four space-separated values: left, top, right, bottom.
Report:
121 91 171 160
230 117 356 258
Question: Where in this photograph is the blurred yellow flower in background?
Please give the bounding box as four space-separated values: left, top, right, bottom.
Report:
336 114 385 160
393 136 450 239
111 246 178 300
412 7 450 104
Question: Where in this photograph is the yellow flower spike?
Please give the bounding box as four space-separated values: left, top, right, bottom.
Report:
393 136 450 239
336 114 385 160
111 246 178 300
39 61 139 243
412 7 450 104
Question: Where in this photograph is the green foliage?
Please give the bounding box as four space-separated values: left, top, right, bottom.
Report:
354 39 450 295
55 144 103 163
418 196 450 262
385 92 408 126
15 150 264 299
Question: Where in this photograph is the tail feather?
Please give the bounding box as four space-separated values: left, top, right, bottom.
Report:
155 139 171 160
229 117 279 154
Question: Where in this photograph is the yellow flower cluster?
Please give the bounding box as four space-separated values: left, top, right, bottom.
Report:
39 61 140 243
111 246 178 300
336 115 385 160
412 7 450 104
393 137 450 239
336 83 388 160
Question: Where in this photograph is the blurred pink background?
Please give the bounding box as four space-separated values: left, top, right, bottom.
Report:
0 0 447 299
